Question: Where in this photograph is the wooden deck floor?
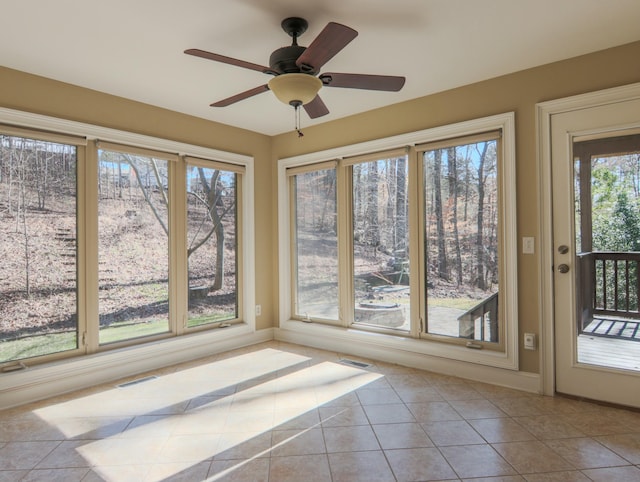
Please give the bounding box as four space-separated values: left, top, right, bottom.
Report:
582 317 640 340
578 333 640 372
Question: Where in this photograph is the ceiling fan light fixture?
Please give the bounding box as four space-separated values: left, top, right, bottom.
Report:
186 17 405 120
268 73 322 107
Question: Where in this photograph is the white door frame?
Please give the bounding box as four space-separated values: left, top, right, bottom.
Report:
537 82 640 397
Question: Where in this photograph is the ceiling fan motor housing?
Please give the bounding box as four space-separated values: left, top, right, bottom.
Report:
269 45 309 74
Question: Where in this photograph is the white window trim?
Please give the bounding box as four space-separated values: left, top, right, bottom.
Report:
0 107 256 333
278 112 518 370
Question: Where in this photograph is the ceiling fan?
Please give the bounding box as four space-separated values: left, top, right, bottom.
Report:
185 17 406 120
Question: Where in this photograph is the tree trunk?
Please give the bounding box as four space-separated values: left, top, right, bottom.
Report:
386 159 397 248
433 150 448 279
117 160 123 199
395 157 407 253
366 162 380 257
447 147 463 286
319 168 336 232
476 143 488 290
197 168 225 291
463 147 470 222
211 174 225 291
5 137 16 216
19 158 30 297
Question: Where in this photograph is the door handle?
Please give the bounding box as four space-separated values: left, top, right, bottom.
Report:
557 263 570 273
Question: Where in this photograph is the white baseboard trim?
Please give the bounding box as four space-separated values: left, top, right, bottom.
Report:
275 325 540 394
0 326 274 410
1 323 541 410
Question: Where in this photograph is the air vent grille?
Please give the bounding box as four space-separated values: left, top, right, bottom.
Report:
339 358 371 369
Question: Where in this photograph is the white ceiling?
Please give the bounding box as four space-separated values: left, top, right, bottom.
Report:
2 0 640 136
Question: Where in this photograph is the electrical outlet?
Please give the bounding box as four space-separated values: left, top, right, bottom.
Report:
524 332 536 350
255 304 261 316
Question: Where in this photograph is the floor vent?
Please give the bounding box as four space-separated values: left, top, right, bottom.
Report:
339 358 371 369
117 376 158 388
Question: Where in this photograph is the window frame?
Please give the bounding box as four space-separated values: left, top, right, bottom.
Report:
0 107 255 369
346 149 412 333
278 112 518 369
0 128 86 364
416 130 505 351
184 156 245 331
95 141 176 348
287 161 341 325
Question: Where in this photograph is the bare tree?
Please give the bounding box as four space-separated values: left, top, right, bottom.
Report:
447 147 463 286
463 145 471 222
386 159 397 247
125 155 169 237
108 153 234 292
319 168 337 232
394 157 407 254
365 162 380 256
475 142 489 290
193 167 227 291
18 147 31 296
433 150 448 279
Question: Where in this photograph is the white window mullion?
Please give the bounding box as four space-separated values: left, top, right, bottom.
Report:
83 143 100 353
338 162 354 327
408 145 424 338
170 159 187 335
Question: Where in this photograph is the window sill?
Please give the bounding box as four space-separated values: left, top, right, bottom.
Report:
278 319 519 371
0 323 271 410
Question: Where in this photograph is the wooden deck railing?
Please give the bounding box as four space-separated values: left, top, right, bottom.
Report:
457 292 499 342
577 252 640 331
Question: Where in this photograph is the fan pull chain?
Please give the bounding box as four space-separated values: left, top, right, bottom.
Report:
295 104 304 137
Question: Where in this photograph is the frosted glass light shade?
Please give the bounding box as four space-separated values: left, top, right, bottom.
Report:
268 73 322 106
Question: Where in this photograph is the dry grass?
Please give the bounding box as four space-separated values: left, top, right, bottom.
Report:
0 189 236 344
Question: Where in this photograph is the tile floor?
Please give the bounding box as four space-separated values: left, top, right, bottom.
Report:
1 341 640 481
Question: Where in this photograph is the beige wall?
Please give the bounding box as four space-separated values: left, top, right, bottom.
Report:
272 40 640 373
2 40 640 374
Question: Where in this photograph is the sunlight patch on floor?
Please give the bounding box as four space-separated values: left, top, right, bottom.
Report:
33 348 382 481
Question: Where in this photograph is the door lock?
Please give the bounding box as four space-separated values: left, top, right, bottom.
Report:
558 245 569 254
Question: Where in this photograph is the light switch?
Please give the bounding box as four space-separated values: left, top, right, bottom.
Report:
523 237 535 254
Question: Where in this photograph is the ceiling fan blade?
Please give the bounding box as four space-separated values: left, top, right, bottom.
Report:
210 84 270 107
303 95 330 119
295 22 358 72
320 72 406 91
185 48 271 74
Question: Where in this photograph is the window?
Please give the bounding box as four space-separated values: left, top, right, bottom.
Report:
279 113 517 368
420 132 502 346
0 112 254 370
0 131 83 363
186 160 241 327
289 163 339 322
351 152 410 331
97 146 172 344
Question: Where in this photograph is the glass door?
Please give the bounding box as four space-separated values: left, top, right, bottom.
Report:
551 98 640 408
